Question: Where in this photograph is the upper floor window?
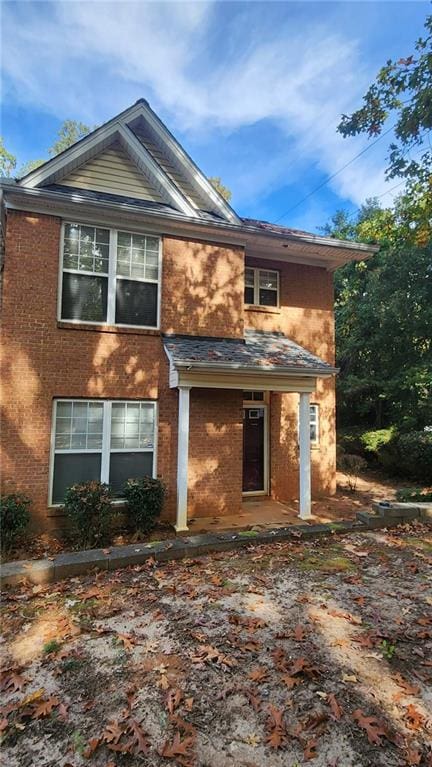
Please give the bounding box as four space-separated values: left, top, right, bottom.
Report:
60 223 161 328
245 266 279 308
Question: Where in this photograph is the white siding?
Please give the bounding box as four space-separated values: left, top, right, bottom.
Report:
58 145 165 202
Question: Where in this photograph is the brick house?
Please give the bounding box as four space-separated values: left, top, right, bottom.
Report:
0 100 377 533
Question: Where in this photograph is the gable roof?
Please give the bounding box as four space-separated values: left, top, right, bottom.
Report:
17 99 241 225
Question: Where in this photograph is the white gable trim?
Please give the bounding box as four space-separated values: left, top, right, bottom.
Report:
19 118 198 218
116 126 197 217
19 100 240 224
139 103 241 224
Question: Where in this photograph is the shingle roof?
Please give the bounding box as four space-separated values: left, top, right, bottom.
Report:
241 217 318 239
163 330 337 375
44 184 226 223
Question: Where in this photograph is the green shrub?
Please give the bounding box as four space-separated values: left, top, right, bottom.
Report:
0 492 31 553
360 427 395 457
64 481 113 549
123 477 165 535
395 431 432 482
396 488 432 502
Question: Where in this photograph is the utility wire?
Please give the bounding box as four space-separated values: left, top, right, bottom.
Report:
275 124 395 222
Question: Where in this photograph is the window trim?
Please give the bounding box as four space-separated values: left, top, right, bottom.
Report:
297 402 320 448
58 222 162 331
244 266 279 308
48 398 158 507
309 403 319 446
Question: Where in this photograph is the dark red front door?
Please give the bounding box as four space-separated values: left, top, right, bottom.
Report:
243 407 265 492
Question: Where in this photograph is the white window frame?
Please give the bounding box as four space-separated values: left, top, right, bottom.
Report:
244 266 279 308
309 403 319 446
297 402 320 447
48 399 158 506
58 222 162 330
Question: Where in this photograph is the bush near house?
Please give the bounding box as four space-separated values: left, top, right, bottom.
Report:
123 477 165 535
64 481 113 549
0 492 31 553
338 428 432 483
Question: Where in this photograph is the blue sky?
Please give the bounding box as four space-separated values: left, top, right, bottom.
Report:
1 1 429 232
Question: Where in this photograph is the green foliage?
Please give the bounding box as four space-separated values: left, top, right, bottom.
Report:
380 639 397 661
360 428 395 456
396 487 432 502
328 199 432 432
18 158 45 177
396 431 432 481
49 120 93 156
123 476 165 535
42 639 62 655
0 493 31 552
0 137 16 177
208 176 232 202
338 14 432 245
64 481 113 549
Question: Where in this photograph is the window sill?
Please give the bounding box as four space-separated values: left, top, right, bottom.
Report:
57 321 160 336
47 499 127 517
245 304 281 315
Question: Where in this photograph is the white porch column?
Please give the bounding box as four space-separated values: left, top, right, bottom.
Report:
176 386 191 532
299 391 312 520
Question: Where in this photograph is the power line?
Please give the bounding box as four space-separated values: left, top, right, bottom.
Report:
275 124 395 222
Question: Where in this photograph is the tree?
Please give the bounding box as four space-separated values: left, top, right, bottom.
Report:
0 138 16 177
326 199 432 431
208 176 232 202
18 158 45 177
49 120 93 156
338 13 432 244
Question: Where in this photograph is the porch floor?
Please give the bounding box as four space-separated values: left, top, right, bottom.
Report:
187 496 357 534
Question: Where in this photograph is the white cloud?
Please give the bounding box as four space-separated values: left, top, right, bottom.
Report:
1 1 394 208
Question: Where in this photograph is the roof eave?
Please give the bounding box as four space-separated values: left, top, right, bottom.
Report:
0 182 378 265
171 360 339 377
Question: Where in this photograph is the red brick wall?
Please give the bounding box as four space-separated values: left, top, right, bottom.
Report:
1 211 337 531
0 211 245 531
246 256 336 502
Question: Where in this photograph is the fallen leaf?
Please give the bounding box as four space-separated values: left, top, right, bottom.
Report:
353 709 388 745
328 693 343 720
32 696 60 718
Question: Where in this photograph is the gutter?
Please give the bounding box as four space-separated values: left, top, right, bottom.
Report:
170 360 339 377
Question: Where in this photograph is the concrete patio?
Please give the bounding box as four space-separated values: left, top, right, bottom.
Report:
187 496 358 534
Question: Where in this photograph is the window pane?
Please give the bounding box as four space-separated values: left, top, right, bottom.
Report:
259 288 278 307
245 267 255 287
64 223 109 274
109 452 153 495
52 453 101 504
115 280 157 326
110 403 154 450
116 233 159 281
259 270 278 290
244 285 254 304
62 273 108 323
55 401 103 450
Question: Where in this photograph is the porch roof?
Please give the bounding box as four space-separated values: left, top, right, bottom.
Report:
163 330 337 377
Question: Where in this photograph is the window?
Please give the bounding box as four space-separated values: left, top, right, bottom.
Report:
309 404 319 445
51 400 156 504
244 266 279 307
60 223 161 328
243 391 265 401
297 403 319 446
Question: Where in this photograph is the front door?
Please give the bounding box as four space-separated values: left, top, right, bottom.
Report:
242 407 266 493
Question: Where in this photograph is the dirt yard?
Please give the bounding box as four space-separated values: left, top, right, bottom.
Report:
1 524 432 766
